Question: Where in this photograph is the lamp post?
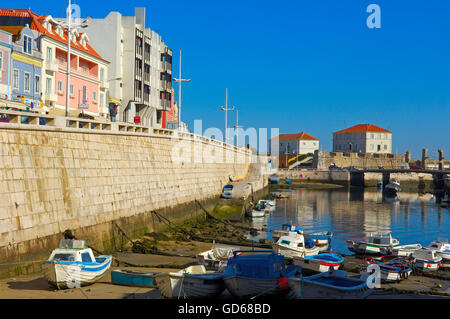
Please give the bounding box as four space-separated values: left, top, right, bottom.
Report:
61 1 88 118
220 88 235 144
173 50 190 130
233 110 242 146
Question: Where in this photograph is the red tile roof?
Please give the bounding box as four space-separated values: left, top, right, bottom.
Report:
0 8 108 63
272 132 319 141
333 124 391 134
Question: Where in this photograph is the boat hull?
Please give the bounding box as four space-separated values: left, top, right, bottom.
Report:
111 269 158 288
41 256 112 289
273 244 320 259
224 276 288 298
288 274 373 299
155 273 225 299
413 260 442 272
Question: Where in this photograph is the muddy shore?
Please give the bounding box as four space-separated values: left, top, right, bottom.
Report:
1 196 449 299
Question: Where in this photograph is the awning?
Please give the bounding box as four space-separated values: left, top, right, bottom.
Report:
109 97 121 105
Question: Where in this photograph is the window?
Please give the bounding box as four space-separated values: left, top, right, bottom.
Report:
99 68 104 81
370 144 374 150
24 73 30 92
23 35 32 54
46 47 52 61
93 91 97 101
371 133 374 139
34 75 40 93
13 70 19 89
46 78 51 93
70 84 74 96
280 240 291 245
384 145 387 150
0 52 2 71
100 93 104 107
57 81 63 92
377 134 381 139
81 252 92 263
53 253 75 262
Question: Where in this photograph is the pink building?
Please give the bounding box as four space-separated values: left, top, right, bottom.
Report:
0 9 110 118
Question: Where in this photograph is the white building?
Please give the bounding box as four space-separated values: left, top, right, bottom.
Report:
333 124 392 153
82 7 172 127
272 132 320 155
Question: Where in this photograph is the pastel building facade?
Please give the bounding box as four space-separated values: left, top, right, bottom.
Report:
0 9 109 117
83 7 173 127
272 132 320 155
333 124 392 154
0 29 12 99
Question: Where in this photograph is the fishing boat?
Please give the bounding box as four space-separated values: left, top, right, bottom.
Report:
360 255 413 282
285 179 292 185
268 175 280 184
197 242 240 270
293 253 344 273
265 199 276 207
412 249 442 272
221 185 233 199
111 269 159 288
155 265 225 299
247 202 266 218
41 239 112 289
223 250 301 298
427 241 450 267
380 243 422 256
271 224 303 242
346 232 400 254
288 269 374 299
309 231 333 250
384 178 401 195
273 230 320 259
257 200 274 213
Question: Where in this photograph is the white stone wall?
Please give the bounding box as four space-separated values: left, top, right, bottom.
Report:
0 127 252 251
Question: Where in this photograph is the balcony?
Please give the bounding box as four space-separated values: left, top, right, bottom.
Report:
99 80 109 90
44 91 58 102
45 60 59 73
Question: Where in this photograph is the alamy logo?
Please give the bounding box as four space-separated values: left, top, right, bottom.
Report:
65 265 82 289
66 4 82 28
366 264 381 288
366 4 381 29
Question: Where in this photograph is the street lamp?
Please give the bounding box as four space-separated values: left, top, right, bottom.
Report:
60 0 88 118
233 110 242 146
173 50 191 130
220 88 235 144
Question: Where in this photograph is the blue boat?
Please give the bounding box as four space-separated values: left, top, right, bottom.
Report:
111 269 159 288
268 175 280 184
285 179 292 185
221 185 233 199
288 269 374 299
223 250 301 298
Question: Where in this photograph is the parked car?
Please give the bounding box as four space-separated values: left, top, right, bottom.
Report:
410 166 423 170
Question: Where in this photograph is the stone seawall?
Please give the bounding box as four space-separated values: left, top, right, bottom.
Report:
0 123 257 275
313 150 408 170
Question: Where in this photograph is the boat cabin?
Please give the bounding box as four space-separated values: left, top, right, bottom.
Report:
413 249 441 261
47 240 97 264
428 241 450 252
367 232 399 246
276 231 315 250
224 250 289 279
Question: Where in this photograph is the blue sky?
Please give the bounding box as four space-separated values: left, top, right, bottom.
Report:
6 0 449 157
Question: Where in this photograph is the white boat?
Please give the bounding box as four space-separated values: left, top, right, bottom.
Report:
308 231 333 251
41 239 112 289
412 249 442 272
384 178 401 195
264 199 276 207
427 240 450 267
155 265 225 299
271 224 303 242
346 232 400 254
248 209 266 218
360 255 414 282
288 269 374 299
273 231 320 259
196 242 239 270
293 253 344 273
380 243 422 256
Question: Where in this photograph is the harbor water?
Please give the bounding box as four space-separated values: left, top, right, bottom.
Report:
249 188 450 254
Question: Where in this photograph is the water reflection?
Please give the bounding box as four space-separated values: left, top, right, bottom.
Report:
259 188 450 254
